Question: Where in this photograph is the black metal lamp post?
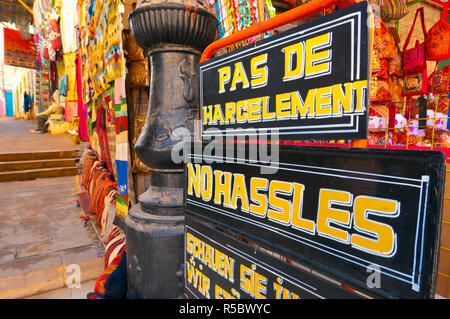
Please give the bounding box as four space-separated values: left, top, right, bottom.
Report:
126 0 217 298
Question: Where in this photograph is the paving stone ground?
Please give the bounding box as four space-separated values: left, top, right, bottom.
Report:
0 119 104 299
0 118 76 153
0 176 105 299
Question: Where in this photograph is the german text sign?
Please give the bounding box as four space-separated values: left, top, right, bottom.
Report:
185 146 445 298
199 2 370 140
185 214 361 299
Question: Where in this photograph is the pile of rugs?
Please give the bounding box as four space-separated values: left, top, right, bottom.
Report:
74 148 127 299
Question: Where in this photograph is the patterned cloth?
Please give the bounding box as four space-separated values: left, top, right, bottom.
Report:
114 99 129 219
89 250 127 299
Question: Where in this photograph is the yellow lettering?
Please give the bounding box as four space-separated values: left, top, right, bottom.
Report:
201 166 213 201
212 104 224 124
218 66 231 93
291 183 315 234
261 96 274 121
352 80 367 113
291 89 316 119
231 174 249 212
186 232 193 253
276 93 291 119
187 163 201 197
203 105 213 125
230 62 250 91
247 97 262 123
351 196 397 256
332 82 353 115
251 53 268 88
282 42 305 81
236 100 247 123
315 86 332 117
250 177 268 218
305 32 332 78
214 170 232 207
224 102 236 124
268 180 292 225
317 189 351 243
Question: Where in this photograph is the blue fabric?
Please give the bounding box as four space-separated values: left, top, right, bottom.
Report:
115 160 128 197
104 251 127 299
59 74 68 97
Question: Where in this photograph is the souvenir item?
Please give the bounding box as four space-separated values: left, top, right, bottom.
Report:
428 65 450 94
426 4 450 61
404 69 428 96
381 0 408 21
403 8 427 73
388 27 403 76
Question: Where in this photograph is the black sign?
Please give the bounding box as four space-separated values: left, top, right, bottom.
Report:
185 214 362 299
199 2 370 141
184 145 445 298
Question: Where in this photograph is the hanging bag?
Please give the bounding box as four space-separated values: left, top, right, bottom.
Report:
425 4 450 61
403 7 427 73
428 63 450 94
381 0 408 21
403 68 428 96
388 27 404 76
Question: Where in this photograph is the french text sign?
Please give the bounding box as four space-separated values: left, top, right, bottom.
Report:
199 2 370 140
185 145 445 298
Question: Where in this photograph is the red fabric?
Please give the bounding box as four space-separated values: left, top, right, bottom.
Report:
426 4 450 61
3 28 35 55
403 8 427 73
94 250 125 296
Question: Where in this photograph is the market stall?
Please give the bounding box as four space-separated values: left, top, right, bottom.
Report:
32 0 134 298
29 0 450 298
201 0 450 298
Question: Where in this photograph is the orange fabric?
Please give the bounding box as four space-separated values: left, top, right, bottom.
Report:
94 250 124 296
426 4 450 61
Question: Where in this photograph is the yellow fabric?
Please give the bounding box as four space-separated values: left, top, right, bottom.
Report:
63 53 78 101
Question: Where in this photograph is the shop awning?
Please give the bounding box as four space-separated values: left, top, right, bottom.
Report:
3 27 36 69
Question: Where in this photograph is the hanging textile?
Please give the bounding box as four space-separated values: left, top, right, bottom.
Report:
96 93 115 174
63 52 78 101
60 0 79 53
114 99 129 220
76 52 89 141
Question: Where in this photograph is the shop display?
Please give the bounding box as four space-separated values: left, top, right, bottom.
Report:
426 3 450 61
380 0 408 20
403 8 427 73
26 0 450 299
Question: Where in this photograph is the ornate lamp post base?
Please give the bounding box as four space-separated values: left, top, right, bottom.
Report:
125 1 217 298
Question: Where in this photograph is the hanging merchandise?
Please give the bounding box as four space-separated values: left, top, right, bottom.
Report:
63 52 78 101
402 7 428 96
59 73 68 96
48 11 60 52
373 19 396 59
375 77 393 101
425 3 450 61
389 75 404 101
60 0 79 54
336 0 364 10
404 68 428 96
388 27 404 77
428 64 450 94
402 7 427 74
380 0 408 21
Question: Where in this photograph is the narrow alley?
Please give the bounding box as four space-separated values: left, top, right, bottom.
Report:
0 118 104 298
